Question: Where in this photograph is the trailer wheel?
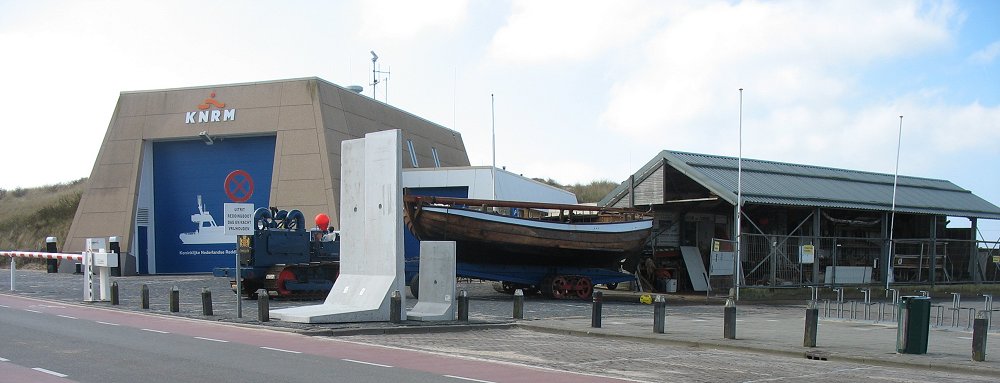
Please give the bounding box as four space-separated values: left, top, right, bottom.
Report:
550 276 571 299
575 277 593 300
605 282 618 291
409 274 419 299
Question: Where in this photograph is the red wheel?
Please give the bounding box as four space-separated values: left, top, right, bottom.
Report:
275 268 297 297
574 277 593 300
551 276 570 299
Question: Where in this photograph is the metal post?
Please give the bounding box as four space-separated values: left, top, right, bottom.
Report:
9 257 15 291
257 289 269 322
591 291 603 328
201 287 213 316
457 290 469 322
973 311 988 362
235 252 242 319
804 301 819 347
653 295 666 334
724 298 737 339
110 281 119 305
140 284 149 309
513 289 524 320
169 286 179 313
390 290 402 323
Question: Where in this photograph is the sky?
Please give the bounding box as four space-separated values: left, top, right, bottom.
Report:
1 0 998 239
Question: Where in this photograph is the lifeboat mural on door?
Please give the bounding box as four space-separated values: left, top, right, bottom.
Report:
153 136 275 273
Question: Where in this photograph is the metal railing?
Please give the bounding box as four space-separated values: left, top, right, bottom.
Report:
737 234 1000 287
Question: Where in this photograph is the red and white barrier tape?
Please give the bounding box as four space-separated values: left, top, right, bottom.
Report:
0 251 83 261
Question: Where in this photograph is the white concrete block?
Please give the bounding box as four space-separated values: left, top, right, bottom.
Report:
407 241 456 321
271 130 405 323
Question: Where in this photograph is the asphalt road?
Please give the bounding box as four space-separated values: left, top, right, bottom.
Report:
0 294 628 383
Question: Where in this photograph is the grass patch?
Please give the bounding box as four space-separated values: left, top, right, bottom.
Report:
0 178 86 269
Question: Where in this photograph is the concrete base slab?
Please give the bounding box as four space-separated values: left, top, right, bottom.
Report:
270 275 396 323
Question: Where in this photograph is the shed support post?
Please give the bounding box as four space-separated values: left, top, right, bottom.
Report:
812 208 821 285
929 217 937 285
971 218 980 284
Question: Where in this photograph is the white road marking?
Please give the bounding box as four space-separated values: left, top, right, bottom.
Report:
24 309 41 313
194 336 229 343
0 357 9 362
690 319 707 322
341 359 392 368
957 336 973 340
32 367 68 378
57 315 78 320
141 329 170 334
96 321 120 326
444 375 496 383
0 304 9 308
260 346 301 354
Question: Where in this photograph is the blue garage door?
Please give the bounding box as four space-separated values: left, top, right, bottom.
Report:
153 136 275 273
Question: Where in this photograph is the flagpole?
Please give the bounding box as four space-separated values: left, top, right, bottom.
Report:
887 115 902 290
735 88 743 301
491 93 497 200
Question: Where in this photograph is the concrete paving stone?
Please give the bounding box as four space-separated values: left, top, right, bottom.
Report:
2 269 998 379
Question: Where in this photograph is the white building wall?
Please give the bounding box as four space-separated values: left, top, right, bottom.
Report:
402 166 576 204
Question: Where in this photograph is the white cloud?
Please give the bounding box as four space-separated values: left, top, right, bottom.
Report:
597 0 963 173
488 0 666 64
969 40 1000 64
358 0 469 40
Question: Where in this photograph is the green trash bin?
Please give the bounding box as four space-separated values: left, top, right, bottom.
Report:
896 296 931 354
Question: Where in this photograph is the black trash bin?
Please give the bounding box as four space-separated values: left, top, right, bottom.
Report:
896 296 931 354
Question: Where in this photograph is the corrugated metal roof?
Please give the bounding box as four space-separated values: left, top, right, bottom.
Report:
600 150 1000 220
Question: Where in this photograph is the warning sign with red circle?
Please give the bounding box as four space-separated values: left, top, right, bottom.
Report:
224 170 254 203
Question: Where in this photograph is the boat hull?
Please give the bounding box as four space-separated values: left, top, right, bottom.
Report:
405 205 652 268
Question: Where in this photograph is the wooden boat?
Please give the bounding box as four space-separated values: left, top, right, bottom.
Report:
403 195 653 269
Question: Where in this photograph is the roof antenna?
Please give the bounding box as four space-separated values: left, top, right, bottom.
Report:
369 50 391 103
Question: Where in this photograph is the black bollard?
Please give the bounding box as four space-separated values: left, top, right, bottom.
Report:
973 311 988 362
513 289 524 319
201 287 213 316
653 295 666 334
45 236 59 273
390 290 402 323
457 290 469 322
724 298 737 339
169 286 179 313
591 291 603 328
804 301 819 347
109 237 121 277
110 281 119 305
257 289 269 322
140 284 150 309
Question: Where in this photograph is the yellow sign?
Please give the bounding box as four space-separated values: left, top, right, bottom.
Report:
993 255 1000 264
713 240 720 252
639 294 653 304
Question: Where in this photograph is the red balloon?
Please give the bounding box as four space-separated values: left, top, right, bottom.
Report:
314 213 330 231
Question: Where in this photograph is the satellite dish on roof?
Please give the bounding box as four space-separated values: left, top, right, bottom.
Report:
347 85 364 93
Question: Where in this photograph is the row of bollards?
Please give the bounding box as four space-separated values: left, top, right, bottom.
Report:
108 283 274 322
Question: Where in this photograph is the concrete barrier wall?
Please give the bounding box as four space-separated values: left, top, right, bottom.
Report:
271 130 404 323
